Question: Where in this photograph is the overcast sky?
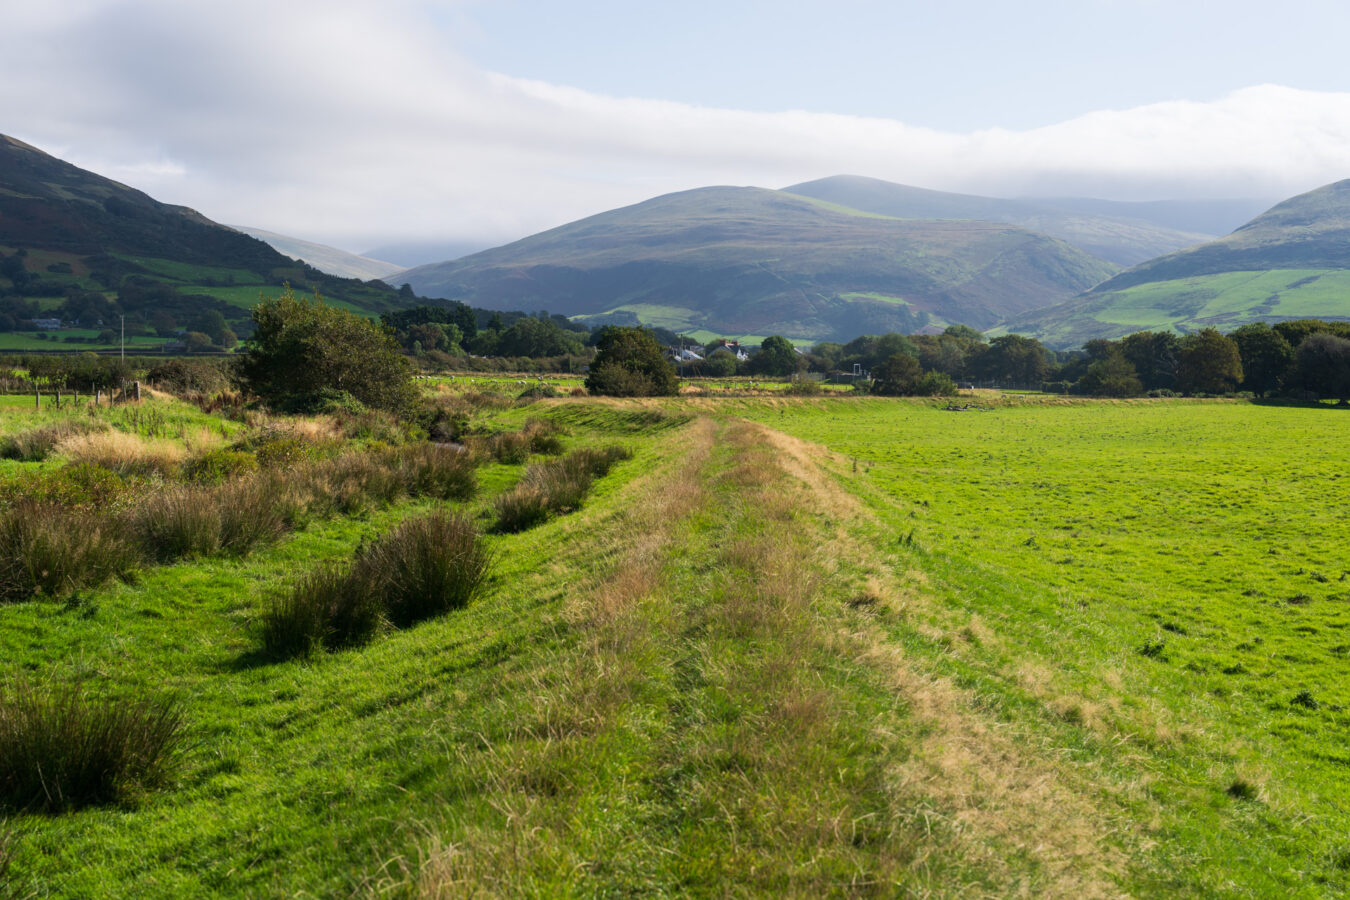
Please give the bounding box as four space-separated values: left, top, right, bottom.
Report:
5 0 1350 254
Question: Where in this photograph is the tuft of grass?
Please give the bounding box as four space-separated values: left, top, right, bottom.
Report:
126 488 222 562
261 563 385 659
261 512 491 658
494 446 631 533
386 443 477 501
0 683 186 812
214 475 288 556
353 512 493 628
0 502 138 603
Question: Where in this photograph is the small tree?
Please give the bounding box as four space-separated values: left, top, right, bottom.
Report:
749 335 804 377
584 326 677 397
236 288 417 413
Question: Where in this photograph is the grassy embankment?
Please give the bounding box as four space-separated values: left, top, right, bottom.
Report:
2 388 1347 896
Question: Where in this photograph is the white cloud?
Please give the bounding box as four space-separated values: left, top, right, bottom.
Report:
4 2 1349 252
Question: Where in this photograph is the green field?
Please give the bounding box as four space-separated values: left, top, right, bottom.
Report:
3 390 1349 896
0 330 171 351
1008 268 1350 346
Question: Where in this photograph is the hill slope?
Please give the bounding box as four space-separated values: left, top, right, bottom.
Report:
233 227 403 281
782 175 1247 266
398 186 1118 340
0 135 411 344
1002 179 1350 346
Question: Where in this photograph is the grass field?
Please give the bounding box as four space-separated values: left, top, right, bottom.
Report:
2 388 1348 896
1012 268 1350 346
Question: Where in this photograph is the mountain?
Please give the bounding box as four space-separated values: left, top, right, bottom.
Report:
782 175 1265 267
999 179 1350 347
0 134 411 344
366 240 497 270
233 227 402 281
397 186 1118 341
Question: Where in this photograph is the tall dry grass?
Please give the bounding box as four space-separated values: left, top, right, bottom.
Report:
54 430 185 478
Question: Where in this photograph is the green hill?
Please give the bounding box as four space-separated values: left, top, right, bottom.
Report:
0 134 412 348
782 174 1254 266
1001 179 1350 347
398 186 1118 341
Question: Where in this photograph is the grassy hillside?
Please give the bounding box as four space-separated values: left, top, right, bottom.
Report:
0 135 414 345
399 186 1118 341
1005 180 1350 346
996 268 1350 346
3 387 1349 896
783 175 1229 266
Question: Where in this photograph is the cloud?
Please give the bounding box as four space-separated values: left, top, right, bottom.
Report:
4 1 1350 251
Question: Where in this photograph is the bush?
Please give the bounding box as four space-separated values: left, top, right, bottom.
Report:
0 683 186 811
783 379 824 396
236 288 417 414
0 463 128 511
584 327 677 397
353 512 492 628
0 503 138 603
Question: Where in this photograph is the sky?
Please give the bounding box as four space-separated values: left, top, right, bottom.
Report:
4 0 1350 256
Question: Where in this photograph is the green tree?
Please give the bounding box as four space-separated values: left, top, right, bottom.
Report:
871 353 924 395
236 288 416 413
584 326 677 397
1075 350 1142 397
1120 330 1180 392
749 335 803 377
977 335 1050 386
1230 323 1293 397
1176 328 1243 395
1292 333 1350 401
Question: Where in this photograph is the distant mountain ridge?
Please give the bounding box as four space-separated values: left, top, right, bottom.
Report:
1000 179 1350 347
233 226 403 281
397 185 1117 341
782 175 1270 266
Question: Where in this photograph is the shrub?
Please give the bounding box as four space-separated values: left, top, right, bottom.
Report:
236 288 418 414
0 683 186 811
353 512 493 628
516 383 559 401
0 503 138 603
0 463 128 511
261 563 385 658
584 326 678 397
783 379 824 396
